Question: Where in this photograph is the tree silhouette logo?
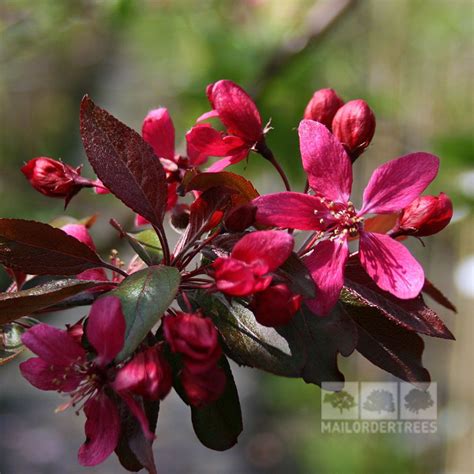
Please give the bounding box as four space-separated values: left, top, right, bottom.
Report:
404 388 434 414
323 390 357 414
363 389 396 414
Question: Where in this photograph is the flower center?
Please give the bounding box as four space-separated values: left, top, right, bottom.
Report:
327 201 363 241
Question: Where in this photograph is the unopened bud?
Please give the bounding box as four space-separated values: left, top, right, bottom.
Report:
332 99 376 160
113 345 172 400
224 203 257 232
303 88 344 129
397 193 453 237
21 157 93 205
163 313 221 374
250 284 302 327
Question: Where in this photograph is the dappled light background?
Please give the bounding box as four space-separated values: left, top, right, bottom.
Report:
0 1 472 473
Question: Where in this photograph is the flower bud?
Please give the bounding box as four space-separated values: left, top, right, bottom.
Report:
250 284 302 327
113 345 172 400
181 365 226 407
397 193 453 237
163 313 221 374
224 203 257 232
303 88 344 129
332 99 376 160
21 157 92 204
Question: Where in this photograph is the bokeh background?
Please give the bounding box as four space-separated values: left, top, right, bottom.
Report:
0 0 473 473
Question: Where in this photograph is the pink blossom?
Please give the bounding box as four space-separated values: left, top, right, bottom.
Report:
19 296 158 466
186 80 264 172
213 230 294 296
254 120 440 315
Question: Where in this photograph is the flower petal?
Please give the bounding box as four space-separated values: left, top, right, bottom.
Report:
298 120 352 203
360 152 440 215
78 393 120 466
208 80 262 143
207 151 249 172
20 357 82 392
86 296 126 367
21 324 86 366
303 238 348 316
359 231 425 299
253 192 335 230
186 124 246 158
231 230 294 272
142 108 175 161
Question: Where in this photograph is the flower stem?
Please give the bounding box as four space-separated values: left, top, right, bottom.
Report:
256 141 291 191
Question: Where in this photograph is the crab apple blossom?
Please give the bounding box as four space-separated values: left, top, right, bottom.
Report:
21 157 94 205
250 284 302 327
395 193 453 237
19 296 159 466
303 88 344 129
332 99 376 160
254 120 439 315
163 312 222 374
2 84 456 474
186 80 264 172
213 230 294 296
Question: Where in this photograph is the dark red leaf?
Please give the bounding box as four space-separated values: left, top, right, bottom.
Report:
423 278 457 313
0 219 108 276
174 187 234 256
347 303 431 385
193 292 357 387
80 96 167 228
115 398 159 473
185 171 259 203
0 279 103 324
344 256 454 339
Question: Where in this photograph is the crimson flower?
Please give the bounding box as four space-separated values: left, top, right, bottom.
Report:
254 120 440 315
213 230 294 296
163 312 222 374
186 80 264 172
164 312 226 407
19 296 157 466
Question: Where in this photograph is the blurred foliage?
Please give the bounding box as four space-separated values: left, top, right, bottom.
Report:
0 0 472 473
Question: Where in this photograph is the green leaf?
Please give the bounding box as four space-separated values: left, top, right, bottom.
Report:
129 229 163 265
190 356 243 451
192 292 357 386
111 266 180 361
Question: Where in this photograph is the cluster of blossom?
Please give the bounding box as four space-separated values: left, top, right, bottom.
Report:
0 80 454 473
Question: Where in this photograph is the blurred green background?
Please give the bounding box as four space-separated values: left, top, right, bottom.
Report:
0 1 473 473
